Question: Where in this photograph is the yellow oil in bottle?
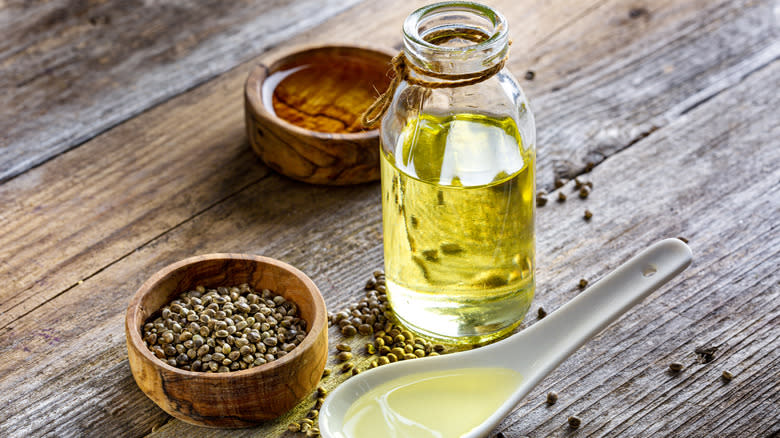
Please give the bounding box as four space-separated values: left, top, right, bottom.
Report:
342 367 523 438
381 113 535 344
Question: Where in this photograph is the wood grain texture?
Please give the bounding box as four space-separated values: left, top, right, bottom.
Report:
0 0 778 436
0 0 529 331
126 254 328 427
3 0 772 336
521 0 780 188
0 0 365 182
494 59 780 438
144 59 780 438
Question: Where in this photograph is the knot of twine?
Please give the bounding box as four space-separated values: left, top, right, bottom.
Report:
361 51 508 128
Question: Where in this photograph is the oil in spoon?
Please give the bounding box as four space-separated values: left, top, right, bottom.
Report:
341 367 522 438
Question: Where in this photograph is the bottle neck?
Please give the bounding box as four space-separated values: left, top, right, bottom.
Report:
402 1 509 78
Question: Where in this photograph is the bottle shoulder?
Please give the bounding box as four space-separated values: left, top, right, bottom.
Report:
380 69 535 157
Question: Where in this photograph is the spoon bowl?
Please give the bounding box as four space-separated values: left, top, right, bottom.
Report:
320 238 692 437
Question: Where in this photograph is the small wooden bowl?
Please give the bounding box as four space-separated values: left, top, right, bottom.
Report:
244 45 394 185
125 254 328 428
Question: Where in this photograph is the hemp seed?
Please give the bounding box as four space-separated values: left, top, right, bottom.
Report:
142 284 305 373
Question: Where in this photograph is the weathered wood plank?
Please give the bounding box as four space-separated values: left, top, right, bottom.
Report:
494 61 780 437
0 0 365 182
145 61 780 438
3 0 774 337
0 0 609 331
0 0 778 436
2 53 778 438
523 0 780 186
0 74 270 329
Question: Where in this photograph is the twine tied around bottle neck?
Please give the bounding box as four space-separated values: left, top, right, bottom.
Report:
361 50 508 128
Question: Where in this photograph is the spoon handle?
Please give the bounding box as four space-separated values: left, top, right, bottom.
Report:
498 238 692 377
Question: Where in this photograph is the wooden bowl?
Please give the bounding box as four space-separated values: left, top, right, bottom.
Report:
244 45 394 185
125 254 328 428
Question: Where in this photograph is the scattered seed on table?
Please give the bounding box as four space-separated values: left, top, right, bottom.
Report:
578 278 589 289
317 386 327 397
579 186 591 199
341 362 354 373
524 70 535 80
669 362 684 372
536 191 548 207
695 344 719 363
678 236 689 243
336 343 351 352
568 416 582 429
337 351 353 362
341 325 357 337
584 209 593 220
288 422 301 432
557 192 567 202
555 178 567 188
537 307 547 319
322 368 331 378
721 370 734 381
546 391 558 405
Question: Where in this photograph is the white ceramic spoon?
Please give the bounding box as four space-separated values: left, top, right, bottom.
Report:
319 238 692 438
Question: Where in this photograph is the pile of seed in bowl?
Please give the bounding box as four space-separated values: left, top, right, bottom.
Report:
142 284 307 372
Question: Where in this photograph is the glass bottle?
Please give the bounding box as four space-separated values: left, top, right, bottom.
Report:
379 1 536 344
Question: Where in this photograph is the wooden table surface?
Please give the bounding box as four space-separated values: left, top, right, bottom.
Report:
1 0 778 436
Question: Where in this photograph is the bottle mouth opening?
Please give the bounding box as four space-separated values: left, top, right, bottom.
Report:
403 1 508 52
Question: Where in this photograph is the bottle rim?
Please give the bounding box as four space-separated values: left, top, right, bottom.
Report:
402 1 508 54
